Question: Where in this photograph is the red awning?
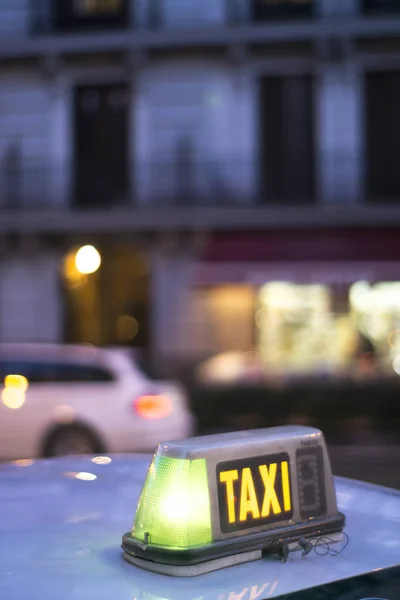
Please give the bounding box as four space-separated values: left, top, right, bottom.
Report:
195 260 400 284
196 229 400 284
201 229 400 263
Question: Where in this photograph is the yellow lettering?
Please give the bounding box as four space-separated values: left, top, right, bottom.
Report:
249 583 269 600
259 463 281 516
239 468 260 521
281 461 291 512
220 470 239 523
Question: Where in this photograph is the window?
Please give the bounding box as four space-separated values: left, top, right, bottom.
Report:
363 0 400 14
54 0 129 31
365 70 400 202
252 0 313 21
73 0 123 17
74 84 129 209
0 360 115 383
259 75 315 204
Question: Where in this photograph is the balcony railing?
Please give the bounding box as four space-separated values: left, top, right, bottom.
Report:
0 157 257 210
0 153 392 212
0 0 400 40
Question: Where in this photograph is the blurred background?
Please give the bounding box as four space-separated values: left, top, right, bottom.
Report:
0 0 400 486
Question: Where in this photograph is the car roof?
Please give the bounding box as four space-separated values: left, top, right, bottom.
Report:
1 454 400 600
0 343 141 375
0 342 111 360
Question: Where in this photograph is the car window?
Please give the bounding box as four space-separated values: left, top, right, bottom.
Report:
0 359 115 383
276 565 400 599
125 348 165 380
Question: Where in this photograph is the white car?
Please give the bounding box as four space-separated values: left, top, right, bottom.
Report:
0 343 195 460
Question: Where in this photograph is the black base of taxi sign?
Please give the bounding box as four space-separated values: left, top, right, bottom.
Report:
122 426 347 576
122 513 344 569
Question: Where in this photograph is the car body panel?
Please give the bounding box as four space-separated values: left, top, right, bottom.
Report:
0 344 194 459
0 454 400 600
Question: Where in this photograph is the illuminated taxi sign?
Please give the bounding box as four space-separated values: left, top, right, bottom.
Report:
217 452 292 532
122 426 345 576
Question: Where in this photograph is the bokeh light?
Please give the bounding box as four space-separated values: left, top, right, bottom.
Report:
75 245 101 275
392 355 400 376
116 315 139 341
13 459 34 467
75 472 97 481
2 374 29 410
91 456 112 465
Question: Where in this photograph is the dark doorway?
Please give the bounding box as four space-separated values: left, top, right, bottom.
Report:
362 0 400 14
62 245 150 349
365 70 400 203
259 75 315 205
252 0 313 21
74 83 130 209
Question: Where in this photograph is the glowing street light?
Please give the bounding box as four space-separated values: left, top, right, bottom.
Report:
75 245 101 275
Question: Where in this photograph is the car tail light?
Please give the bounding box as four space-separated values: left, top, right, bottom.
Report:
133 394 173 420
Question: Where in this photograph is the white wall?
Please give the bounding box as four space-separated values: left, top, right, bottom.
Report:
0 251 62 342
132 0 227 27
317 0 359 16
135 60 256 205
150 248 197 357
0 71 53 208
316 64 362 204
0 70 73 209
0 0 29 36
0 75 50 157
48 78 73 208
157 0 226 27
135 57 364 208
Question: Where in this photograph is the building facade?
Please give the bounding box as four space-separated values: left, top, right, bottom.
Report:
1 0 400 375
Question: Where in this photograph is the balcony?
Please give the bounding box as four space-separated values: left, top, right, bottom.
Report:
0 153 369 211
0 153 400 231
0 157 258 211
0 0 399 57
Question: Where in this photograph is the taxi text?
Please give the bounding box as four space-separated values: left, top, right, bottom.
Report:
219 460 291 524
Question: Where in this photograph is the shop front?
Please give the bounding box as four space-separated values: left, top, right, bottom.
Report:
191 229 400 382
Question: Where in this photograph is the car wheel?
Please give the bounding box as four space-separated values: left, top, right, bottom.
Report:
45 426 100 457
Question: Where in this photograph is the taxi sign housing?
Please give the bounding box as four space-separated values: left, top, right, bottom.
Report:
122 425 345 575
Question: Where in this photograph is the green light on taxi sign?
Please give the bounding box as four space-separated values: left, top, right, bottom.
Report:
133 456 212 549
122 426 346 576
